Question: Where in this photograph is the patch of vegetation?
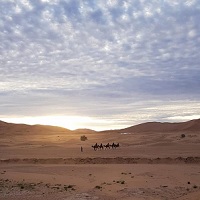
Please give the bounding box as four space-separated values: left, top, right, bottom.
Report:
67 185 73 188
52 186 60 190
17 182 35 190
121 180 125 184
64 184 75 191
80 135 88 141
116 180 125 184
181 134 186 138
64 186 68 191
95 185 102 189
20 185 24 189
193 185 198 189
161 185 168 188
45 183 50 188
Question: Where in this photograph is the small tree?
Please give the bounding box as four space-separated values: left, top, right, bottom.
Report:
80 135 87 141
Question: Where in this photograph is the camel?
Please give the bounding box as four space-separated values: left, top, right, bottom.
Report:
99 143 104 150
111 142 120 149
115 143 120 148
111 142 115 149
104 143 110 149
91 143 98 151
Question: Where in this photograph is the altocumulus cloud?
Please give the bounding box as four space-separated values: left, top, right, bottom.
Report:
0 0 200 130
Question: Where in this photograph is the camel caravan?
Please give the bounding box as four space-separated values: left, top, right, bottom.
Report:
91 142 119 151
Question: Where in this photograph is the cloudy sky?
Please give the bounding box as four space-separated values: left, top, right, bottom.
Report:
0 0 200 130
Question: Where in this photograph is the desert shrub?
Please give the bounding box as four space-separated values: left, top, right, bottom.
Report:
80 135 87 141
20 185 24 189
181 134 186 138
64 184 74 190
116 180 125 184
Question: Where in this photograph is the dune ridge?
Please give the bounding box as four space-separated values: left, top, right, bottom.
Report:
0 120 72 135
101 118 200 134
1 118 200 135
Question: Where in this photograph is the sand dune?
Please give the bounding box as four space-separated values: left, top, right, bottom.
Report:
0 120 72 135
0 119 200 199
102 119 200 134
1 119 200 136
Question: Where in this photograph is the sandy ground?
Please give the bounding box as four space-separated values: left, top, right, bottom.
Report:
0 129 200 199
0 163 200 200
1 130 200 159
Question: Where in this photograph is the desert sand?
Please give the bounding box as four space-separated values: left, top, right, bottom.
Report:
0 119 200 199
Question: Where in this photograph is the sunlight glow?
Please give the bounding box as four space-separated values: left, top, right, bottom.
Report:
0 116 123 131
0 116 95 130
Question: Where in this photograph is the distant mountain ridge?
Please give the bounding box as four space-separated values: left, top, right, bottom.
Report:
0 119 200 135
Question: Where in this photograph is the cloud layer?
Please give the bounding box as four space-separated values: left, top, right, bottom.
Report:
0 0 200 129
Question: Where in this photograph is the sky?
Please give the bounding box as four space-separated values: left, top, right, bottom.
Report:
0 0 200 130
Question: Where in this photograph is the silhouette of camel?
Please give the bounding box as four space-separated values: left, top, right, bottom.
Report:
91 143 98 151
104 143 110 149
115 143 120 148
111 142 120 149
99 143 104 150
111 142 115 149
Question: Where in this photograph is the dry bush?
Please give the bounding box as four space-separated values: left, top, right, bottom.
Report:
80 135 87 141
